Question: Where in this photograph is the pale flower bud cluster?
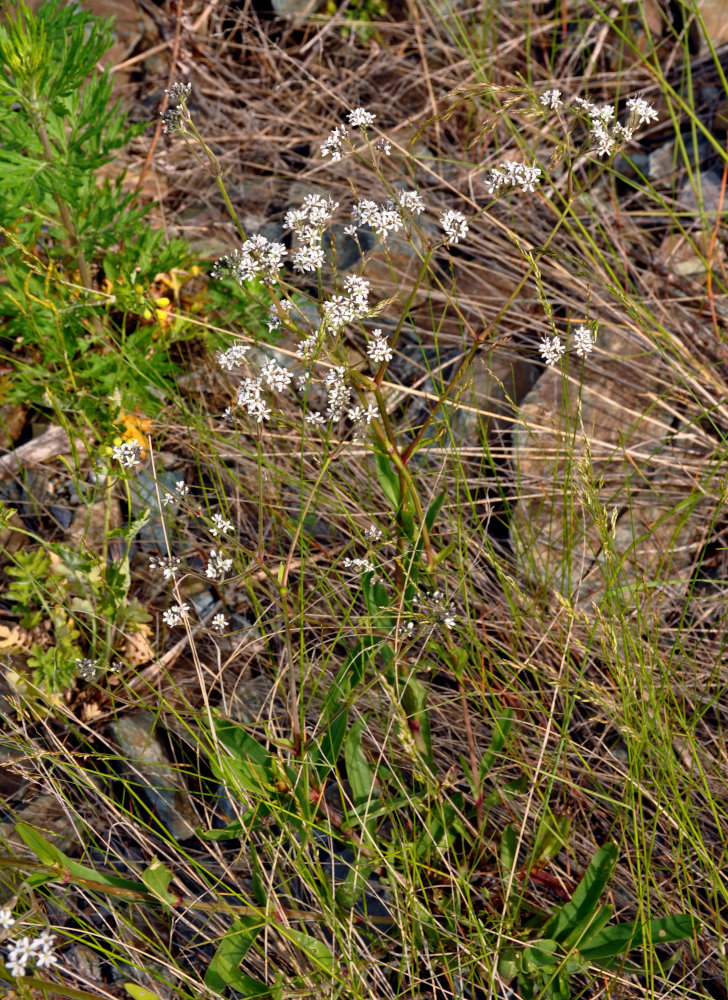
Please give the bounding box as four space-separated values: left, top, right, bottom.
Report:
415 590 457 631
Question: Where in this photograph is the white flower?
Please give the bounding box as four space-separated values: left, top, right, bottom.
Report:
344 224 358 236
35 950 58 970
373 137 391 155
539 334 566 366
210 513 234 537
261 359 293 392
348 107 375 128
149 555 181 580
305 412 326 428
321 124 349 161
367 330 393 364
293 245 326 272
162 604 190 627
212 236 287 286
112 441 143 469
206 549 233 581
397 189 426 216
0 909 15 929
218 344 250 370
211 613 228 633
364 524 383 543
593 103 615 123
573 95 598 115
572 324 595 357
4 958 26 977
626 96 658 126
343 556 375 575
440 209 469 246
540 89 562 109
590 121 615 157
31 931 57 969
75 658 99 681
7 937 33 968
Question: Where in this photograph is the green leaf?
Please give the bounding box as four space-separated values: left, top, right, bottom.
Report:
374 445 401 511
212 718 275 797
345 718 376 837
140 859 178 906
279 925 335 973
204 916 266 993
479 708 513 780
108 510 151 541
521 938 559 972
533 809 571 866
500 824 518 893
541 843 618 943
399 674 434 769
314 685 349 781
424 490 445 532
124 985 161 1000
579 913 698 965
14 822 147 894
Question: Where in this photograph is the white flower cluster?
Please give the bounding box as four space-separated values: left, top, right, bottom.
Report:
163 603 190 627
323 366 351 421
206 548 233 581
285 193 339 273
322 274 371 331
162 480 189 507
2 921 58 979
540 90 659 158
149 555 181 580
352 198 402 239
485 161 541 196
350 189 424 240
440 209 469 246
540 89 563 109
346 403 378 429
321 107 377 161
348 107 376 129
364 524 384 543
75 658 99 681
212 235 287 286
210 513 234 537
267 300 291 333
217 343 250 370
415 590 457 631
367 328 393 364
539 323 596 366
236 377 271 423
343 556 376 575
112 441 143 469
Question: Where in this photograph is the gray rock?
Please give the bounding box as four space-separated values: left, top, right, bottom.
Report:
110 712 198 842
